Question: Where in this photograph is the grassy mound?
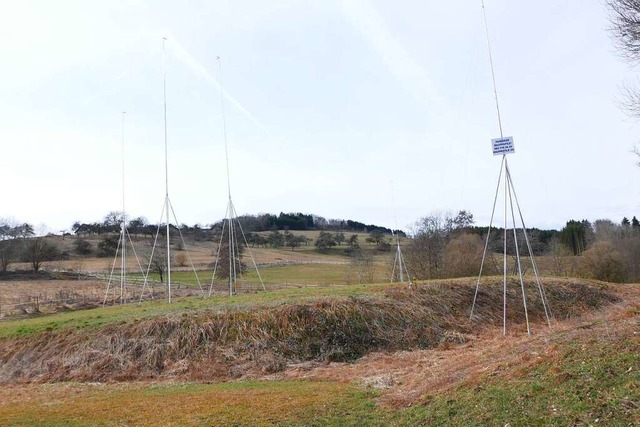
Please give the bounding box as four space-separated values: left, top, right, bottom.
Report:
0 279 618 384
420 337 640 425
1 298 638 425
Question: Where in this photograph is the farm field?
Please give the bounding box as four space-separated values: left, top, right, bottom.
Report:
11 231 369 270
141 263 391 289
0 231 398 317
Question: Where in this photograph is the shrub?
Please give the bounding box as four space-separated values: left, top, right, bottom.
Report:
175 252 188 267
443 233 484 278
613 237 640 282
73 238 93 256
97 236 119 257
580 241 627 283
315 231 337 252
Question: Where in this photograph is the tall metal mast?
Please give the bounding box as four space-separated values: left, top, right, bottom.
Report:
121 111 127 303
162 37 172 303
140 37 205 304
470 1 552 335
209 57 265 296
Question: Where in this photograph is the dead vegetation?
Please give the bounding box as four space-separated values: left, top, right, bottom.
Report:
0 278 619 384
0 271 105 318
278 283 640 409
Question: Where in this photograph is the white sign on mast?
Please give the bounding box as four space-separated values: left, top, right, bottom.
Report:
492 136 515 156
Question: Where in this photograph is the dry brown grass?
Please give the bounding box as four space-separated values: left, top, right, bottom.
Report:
0 271 108 318
0 279 104 303
1 295 637 426
0 278 619 385
36 236 350 274
272 282 640 408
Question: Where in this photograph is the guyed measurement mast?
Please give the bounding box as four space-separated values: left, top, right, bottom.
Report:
208 56 265 297
390 181 411 286
469 1 552 335
140 37 205 303
103 112 147 306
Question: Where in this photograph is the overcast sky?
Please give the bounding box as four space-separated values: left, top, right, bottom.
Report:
1 0 638 233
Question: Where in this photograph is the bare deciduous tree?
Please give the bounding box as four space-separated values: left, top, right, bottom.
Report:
608 0 640 160
547 236 573 277
349 249 375 284
23 238 58 272
0 240 18 272
405 212 452 279
609 0 640 63
147 251 169 284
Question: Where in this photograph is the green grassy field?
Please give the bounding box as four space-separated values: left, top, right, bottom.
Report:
0 282 391 339
421 334 640 425
142 262 392 287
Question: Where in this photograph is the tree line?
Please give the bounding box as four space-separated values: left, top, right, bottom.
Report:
405 211 640 283
69 211 401 241
212 212 401 235
4 209 640 283
0 220 63 273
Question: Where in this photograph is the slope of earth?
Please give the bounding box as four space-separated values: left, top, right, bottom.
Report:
0 278 615 384
274 284 640 425
0 279 637 425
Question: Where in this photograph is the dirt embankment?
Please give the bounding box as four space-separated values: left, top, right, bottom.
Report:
279 284 640 409
0 279 620 384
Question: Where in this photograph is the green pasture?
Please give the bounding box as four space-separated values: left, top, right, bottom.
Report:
0 281 391 339
142 262 393 287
